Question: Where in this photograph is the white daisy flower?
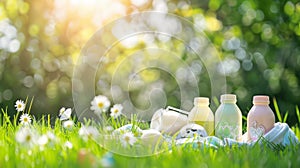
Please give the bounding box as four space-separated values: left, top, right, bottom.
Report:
120 132 137 147
15 127 37 146
104 126 114 132
37 135 49 146
46 131 56 141
19 113 32 125
64 141 73 149
15 100 25 112
59 107 72 121
110 104 123 118
79 125 100 141
63 120 74 129
90 95 111 114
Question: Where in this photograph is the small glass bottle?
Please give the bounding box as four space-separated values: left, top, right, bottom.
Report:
247 95 275 141
215 94 242 141
188 97 214 136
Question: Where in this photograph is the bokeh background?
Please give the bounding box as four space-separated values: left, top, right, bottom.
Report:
0 0 300 125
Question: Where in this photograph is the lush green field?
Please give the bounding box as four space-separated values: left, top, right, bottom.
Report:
0 99 300 168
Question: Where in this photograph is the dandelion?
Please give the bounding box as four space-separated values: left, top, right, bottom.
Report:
64 141 73 149
63 120 74 129
19 113 32 125
110 104 123 118
15 127 37 146
120 132 137 147
59 107 72 121
90 95 111 114
79 126 100 141
15 100 25 112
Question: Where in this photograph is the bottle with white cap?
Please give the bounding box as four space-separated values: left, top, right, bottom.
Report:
188 97 214 136
215 94 242 141
247 95 275 142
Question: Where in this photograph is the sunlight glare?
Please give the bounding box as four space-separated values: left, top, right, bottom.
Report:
54 0 127 27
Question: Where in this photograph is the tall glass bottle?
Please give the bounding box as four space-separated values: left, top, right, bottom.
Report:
215 94 242 141
247 95 275 141
188 97 214 136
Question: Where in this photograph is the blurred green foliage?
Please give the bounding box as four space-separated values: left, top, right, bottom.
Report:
193 0 300 125
0 0 300 125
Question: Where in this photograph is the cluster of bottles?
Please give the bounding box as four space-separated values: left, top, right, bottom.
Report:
188 94 275 142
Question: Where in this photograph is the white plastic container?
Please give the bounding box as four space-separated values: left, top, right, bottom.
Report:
150 108 188 135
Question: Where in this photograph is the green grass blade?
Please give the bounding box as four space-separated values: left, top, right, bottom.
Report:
0 110 2 126
283 111 288 123
48 114 51 128
1 107 12 126
41 115 45 127
13 111 20 127
242 115 247 121
273 98 282 122
24 96 29 108
27 96 35 114
296 106 300 124
212 96 219 111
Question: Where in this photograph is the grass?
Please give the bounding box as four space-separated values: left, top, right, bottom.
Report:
0 98 300 168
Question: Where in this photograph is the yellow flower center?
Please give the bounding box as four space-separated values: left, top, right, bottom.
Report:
124 136 130 142
114 109 119 113
98 102 104 108
26 135 31 141
24 117 28 122
18 104 22 108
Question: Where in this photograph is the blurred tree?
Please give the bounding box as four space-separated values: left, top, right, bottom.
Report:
0 0 299 125
197 0 300 125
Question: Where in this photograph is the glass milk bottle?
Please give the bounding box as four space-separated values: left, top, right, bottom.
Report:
247 95 275 142
215 94 242 141
188 97 214 136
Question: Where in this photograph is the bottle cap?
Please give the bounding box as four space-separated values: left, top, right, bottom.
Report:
220 94 237 103
253 95 269 105
194 97 209 106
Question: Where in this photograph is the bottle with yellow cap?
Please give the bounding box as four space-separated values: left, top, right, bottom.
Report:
215 94 242 141
188 97 214 136
247 95 275 142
